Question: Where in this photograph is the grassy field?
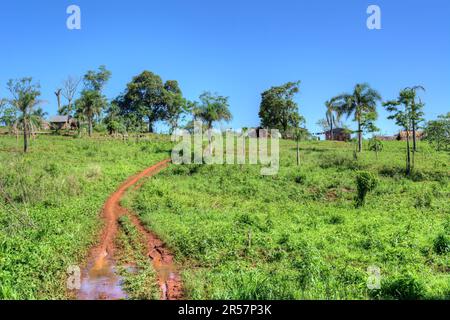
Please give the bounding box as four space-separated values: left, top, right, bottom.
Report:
0 134 172 299
126 140 449 300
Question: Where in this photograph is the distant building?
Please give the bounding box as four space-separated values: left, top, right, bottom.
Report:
48 115 77 130
325 128 351 142
397 130 424 141
375 135 397 141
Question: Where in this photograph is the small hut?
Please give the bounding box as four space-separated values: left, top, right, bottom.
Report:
48 115 77 131
325 128 351 142
397 131 424 141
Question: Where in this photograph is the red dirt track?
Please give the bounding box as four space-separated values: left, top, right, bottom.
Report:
77 159 183 300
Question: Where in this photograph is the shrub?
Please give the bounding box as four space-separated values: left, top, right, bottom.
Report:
44 163 60 177
433 234 450 255
85 165 102 179
381 274 426 300
294 174 307 184
355 171 378 207
93 123 107 133
368 138 384 153
414 191 433 209
329 215 345 225
319 154 361 171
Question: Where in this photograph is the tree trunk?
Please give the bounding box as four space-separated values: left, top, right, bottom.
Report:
55 90 62 113
23 120 29 153
412 122 417 152
68 100 72 115
88 118 93 137
330 120 334 141
296 138 300 166
148 119 154 133
406 130 411 176
357 119 362 153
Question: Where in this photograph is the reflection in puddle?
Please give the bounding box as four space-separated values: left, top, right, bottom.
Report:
78 254 127 300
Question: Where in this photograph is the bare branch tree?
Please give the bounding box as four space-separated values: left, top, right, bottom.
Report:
55 89 62 114
62 76 81 117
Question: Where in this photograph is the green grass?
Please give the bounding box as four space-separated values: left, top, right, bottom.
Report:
128 139 450 300
0 135 172 299
115 215 160 300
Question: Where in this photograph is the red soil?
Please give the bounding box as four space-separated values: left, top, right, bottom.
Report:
77 159 183 300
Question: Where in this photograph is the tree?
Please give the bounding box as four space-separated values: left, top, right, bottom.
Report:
0 99 18 130
335 83 382 152
259 81 301 137
62 76 81 117
55 89 62 114
7 78 43 152
383 88 416 175
15 109 46 138
104 101 126 136
406 86 426 152
75 90 107 137
163 80 187 133
120 71 175 133
76 66 111 137
0 107 18 130
84 66 111 92
324 97 341 140
194 92 232 129
424 113 450 151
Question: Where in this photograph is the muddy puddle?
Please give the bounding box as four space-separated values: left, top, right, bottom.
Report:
78 254 127 300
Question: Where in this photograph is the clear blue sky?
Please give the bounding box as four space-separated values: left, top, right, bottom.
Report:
0 0 449 135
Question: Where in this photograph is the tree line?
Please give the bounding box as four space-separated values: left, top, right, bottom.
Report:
1 68 448 168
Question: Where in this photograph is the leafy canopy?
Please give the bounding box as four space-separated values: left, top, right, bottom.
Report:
259 81 302 135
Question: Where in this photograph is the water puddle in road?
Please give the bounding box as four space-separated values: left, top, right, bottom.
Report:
78 254 127 300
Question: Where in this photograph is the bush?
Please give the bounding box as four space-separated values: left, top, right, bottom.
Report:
433 234 450 255
319 154 361 171
368 138 383 153
44 163 60 177
381 274 426 300
93 123 107 133
294 174 307 184
414 191 433 209
355 171 378 207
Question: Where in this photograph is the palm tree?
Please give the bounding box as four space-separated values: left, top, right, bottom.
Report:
195 92 232 130
14 112 45 139
7 78 43 152
324 97 341 140
75 90 106 137
335 83 381 152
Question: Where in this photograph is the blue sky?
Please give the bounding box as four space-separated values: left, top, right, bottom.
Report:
0 0 449 135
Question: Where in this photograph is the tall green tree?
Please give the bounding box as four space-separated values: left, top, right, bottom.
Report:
324 97 341 140
194 92 232 129
0 106 18 129
163 80 187 133
335 83 382 152
406 86 426 152
424 113 450 151
6 78 43 152
259 81 301 137
104 101 126 136
84 66 111 92
75 90 107 137
76 66 111 136
383 88 416 175
121 71 167 132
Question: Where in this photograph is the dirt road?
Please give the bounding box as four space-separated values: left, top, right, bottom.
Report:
77 159 183 300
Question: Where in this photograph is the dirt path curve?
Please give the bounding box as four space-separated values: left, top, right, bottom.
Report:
77 159 183 300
